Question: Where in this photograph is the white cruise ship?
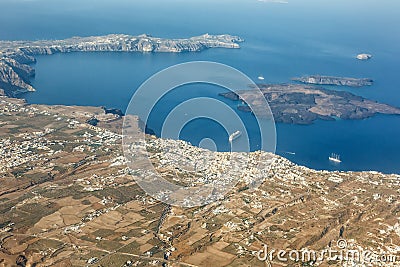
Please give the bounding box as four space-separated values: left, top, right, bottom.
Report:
229 131 242 143
329 153 342 163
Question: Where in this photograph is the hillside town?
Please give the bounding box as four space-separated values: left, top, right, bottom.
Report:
1 96 400 266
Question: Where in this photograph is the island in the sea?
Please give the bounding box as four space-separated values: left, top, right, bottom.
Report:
292 75 373 87
0 33 243 96
357 53 372 60
220 83 400 124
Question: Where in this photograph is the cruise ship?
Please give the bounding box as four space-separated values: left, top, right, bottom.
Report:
329 153 342 163
229 131 242 143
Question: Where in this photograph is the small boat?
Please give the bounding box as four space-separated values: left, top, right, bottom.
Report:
329 153 342 163
229 131 242 143
258 75 265 81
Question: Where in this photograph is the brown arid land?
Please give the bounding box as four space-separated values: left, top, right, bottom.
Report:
0 96 399 267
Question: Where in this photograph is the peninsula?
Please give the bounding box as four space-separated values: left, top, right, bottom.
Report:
292 75 373 87
0 33 243 96
220 83 400 124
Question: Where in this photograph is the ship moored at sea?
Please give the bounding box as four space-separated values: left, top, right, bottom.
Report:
229 131 242 143
329 153 342 163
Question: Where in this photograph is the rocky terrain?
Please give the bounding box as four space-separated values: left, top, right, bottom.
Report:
357 54 373 60
292 75 373 87
220 83 400 124
0 33 243 97
0 96 400 267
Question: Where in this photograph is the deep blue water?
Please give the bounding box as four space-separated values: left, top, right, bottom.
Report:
2 0 400 173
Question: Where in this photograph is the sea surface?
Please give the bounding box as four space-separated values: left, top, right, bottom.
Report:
2 0 400 173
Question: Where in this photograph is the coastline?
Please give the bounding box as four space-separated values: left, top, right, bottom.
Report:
1 94 400 266
0 33 243 97
3 33 397 173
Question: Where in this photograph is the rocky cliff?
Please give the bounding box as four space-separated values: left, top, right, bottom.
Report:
292 75 373 87
0 33 243 96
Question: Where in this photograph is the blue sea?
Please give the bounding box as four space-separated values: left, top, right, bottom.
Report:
1 0 400 173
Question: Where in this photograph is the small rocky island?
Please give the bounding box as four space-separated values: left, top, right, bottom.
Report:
292 75 373 87
357 53 372 60
0 33 243 96
220 84 400 124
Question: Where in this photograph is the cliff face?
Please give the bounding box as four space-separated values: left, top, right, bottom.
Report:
0 59 35 96
0 34 243 97
292 75 373 87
